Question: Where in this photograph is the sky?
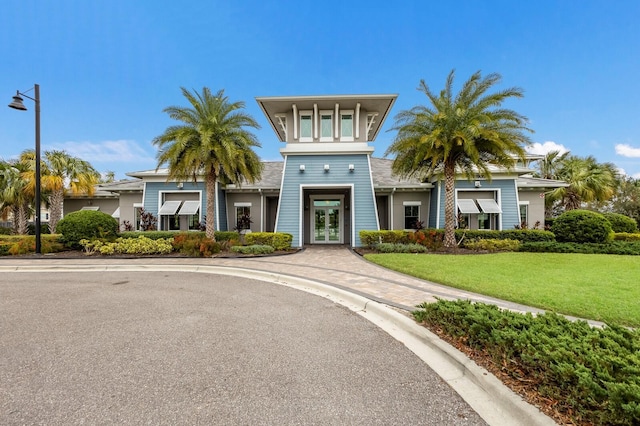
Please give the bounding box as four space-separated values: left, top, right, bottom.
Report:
1 0 639 180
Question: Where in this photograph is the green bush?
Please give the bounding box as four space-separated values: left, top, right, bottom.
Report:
463 238 520 252
1 235 65 255
27 222 51 235
119 230 182 240
456 229 555 243
359 230 411 247
519 241 640 255
375 243 428 253
231 244 274 255
604 213 639 233
244 232 293 250
413 300 640 425
55 211 119 248
80 236 174 255
0 226 12 235
215 231 240 242
614 232 640 242
551 210 613 243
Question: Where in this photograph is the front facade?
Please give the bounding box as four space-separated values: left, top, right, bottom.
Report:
65 94 567 247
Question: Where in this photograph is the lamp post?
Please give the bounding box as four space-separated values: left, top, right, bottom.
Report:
8 84 41 255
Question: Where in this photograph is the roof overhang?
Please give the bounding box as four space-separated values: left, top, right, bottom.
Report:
256 94 397 142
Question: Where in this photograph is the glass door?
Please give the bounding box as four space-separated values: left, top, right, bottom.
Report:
313 200 341 243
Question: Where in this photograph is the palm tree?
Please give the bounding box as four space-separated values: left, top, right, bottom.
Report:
549 155 618 211
386 70 532 247
153 87 262 240
0 160 31 234
20 149 100 233
535 150 569 180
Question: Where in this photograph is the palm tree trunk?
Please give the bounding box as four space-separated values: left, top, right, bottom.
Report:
205 171 217 241
49 188 64 233
16 203 29 235
443 162 457 248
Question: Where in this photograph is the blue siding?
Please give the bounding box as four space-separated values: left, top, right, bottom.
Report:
428 184 439 228
277 154 377 247
217 184 227 231
434 179 520 229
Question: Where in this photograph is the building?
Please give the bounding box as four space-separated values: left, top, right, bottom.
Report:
65 94 567 247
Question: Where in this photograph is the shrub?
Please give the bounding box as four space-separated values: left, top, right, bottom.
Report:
409 230 445 251
413 300 640 425
551 209 613 244
171 232 221 257
463 238 520 252
519 241 640 255
604 213 639 233
0 242 11 255
80 236 174 255
244 232 293 250
614 232 640 242
0 226 12 235
375 243 428 253
56 211 119 248
27 222 51 235
231 244 274 255
4 235 64 255
120 231 183 240
215 231 240 242
359 230 410 247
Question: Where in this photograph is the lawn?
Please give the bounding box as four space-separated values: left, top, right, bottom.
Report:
364 252 640 327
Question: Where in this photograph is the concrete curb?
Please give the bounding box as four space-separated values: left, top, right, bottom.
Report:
1 264 556 426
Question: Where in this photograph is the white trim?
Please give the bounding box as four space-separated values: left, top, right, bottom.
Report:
273 157 287 233
334 103 339 138
390 188 395 230
133 202 144 208
233 202 252 207
215 181 220 232
111 207 120 218
435 182 442 229
313 104 318 139
402 201 422 206
340 109 354 141
275 114 287 136
367 155 380 231
292 104 298 140
259 189 264 232
310 195 345 244
300 184 355 247
355 103 361 140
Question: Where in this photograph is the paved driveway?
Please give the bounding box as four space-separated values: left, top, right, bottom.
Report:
1 270 485 425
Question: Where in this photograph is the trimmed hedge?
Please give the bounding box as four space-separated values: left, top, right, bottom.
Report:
172 232 221 257
56 211 119 248
244 232 293 250
374 243 428 253
0 235 64 255
614 232 640 242
119 230 240 242
413 300 640 425
463 238 521 252
359 229 554 248
519 241 640 255
552 210 613 243
359 230 410 247
231 245 274 255
604 213 639 233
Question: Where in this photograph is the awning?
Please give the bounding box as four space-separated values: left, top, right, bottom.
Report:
477 199 502 214
80 206 100 211
158 200 182 215
457 199 480 214
178 200 200 215
111 207 120 218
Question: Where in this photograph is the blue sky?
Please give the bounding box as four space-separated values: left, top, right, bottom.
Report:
1 0 639 180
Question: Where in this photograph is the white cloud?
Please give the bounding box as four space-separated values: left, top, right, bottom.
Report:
615 144 640 158
526 141 569 156
45 139 156 163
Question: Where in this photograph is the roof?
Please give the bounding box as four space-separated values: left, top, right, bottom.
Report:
517 175 569 189
256 94 397 142
98 179 144 192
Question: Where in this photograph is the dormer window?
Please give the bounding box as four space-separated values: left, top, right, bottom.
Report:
320 111 333 141
341 111 354 141
299 111 312 142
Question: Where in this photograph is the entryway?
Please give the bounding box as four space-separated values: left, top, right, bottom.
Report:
312 199 342 244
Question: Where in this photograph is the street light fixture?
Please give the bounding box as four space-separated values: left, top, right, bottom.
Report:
8 84 41 255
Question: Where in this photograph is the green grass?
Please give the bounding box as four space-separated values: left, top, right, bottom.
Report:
364 252 640 327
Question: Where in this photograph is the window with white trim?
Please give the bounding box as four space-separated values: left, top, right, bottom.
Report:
340 110 354 141
235 203 252 231
403 202 421 229
320 111 333 141
299 111 312 142
519 203 529 228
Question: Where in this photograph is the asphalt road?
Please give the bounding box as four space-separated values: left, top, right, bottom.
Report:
1 271 486 425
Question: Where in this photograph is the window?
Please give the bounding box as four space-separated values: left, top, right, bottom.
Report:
478 213 491 230
404 205 420 229
236 205 251 230
341 111 354 141
320 112 333 141
519 204 528 228
299 112 312 141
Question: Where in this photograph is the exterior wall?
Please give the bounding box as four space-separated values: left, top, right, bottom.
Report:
435 178 520 229
517 191 546 228
280 106 371 143
428 184 440 228
390 191 431 230
64 199 119 217
143 181 206 230
276 154 377 247
118 192 143 230
225 192 263 232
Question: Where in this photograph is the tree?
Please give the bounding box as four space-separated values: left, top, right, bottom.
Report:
608 177 640 226
19 149 100 233
0 160 30 234
386 70 532 247
547 155 618 211
153 87 262 240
